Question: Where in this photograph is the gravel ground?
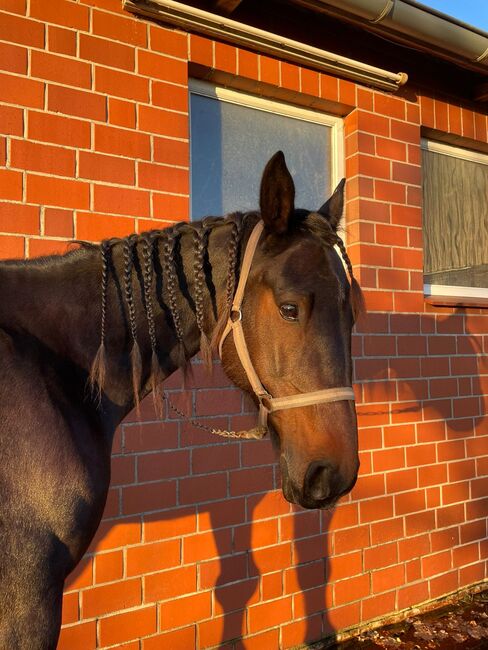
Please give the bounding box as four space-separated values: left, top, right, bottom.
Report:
334 590 487 649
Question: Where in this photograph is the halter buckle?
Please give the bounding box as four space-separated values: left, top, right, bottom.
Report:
257 392 273 412
230 308 242 323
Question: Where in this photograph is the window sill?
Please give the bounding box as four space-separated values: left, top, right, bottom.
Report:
424 284 488 309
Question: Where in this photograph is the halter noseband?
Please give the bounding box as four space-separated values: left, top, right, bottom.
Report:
217 220 355 439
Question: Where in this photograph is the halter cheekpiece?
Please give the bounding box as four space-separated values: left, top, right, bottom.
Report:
211 220 355 440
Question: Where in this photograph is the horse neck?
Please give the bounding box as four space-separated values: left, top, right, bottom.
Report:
0 217 248 426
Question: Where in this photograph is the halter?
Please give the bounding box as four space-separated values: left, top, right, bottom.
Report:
215 220 355 440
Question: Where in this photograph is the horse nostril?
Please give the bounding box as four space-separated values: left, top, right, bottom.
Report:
304 461 334 502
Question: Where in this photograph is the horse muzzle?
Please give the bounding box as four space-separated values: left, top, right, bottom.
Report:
280 456 358 510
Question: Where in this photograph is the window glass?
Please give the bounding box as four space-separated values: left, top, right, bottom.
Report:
190 91 333 220
422 143 488 292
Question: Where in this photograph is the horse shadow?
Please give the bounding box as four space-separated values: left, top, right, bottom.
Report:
64 308 485 649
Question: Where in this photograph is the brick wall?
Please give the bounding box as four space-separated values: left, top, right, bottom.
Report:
0 1 486 648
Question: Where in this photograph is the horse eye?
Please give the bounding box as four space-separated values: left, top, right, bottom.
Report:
279 303 299 321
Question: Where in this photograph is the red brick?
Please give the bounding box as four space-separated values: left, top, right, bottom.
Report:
190 33 213 66
0 202 39 235
30 0 89 29
357 111 389 136
392 161 421 184
335 573 370 605
339 79 355 105
248 596 293 633
252 543 292 574
320 72 338 101
0 72 44 108
28 111 90 148
57 622 96 650
123 480 176 515
48 84 106 122
0 11 44 47
11 140 75 177
138 162 189 194
422 550 452 578
372 564 405 593
376 137 406 161
238 48 259 79
0 41 27 74
94 550 123 584
376 223 408 246
144 565 196 603
79 152 134 185
399 533 430 562
334 525 369 553
82 578 141 618
126 539 180 576
44 208 73 238
92 8 147 46
328 601 361 630
436 503 465 528
230 466 273 496
360 496 394 523
138 50 187 84
144 507 196 542
395 489 426 515
373 448 405 472
76 212 135 241
183 528 232 563
0 105 23 135
0 235 24 259
398 581 429 610
93 184 150 218
430 570 459 599
160 592 211 630
80 33 134 71
364 542 397 571
375 179 406 203
375 94 405 119
95 123 150 160
280 61 299 91
99 606 157 647
29 237 69 259
152 80 188 112
108 97 136 128
26 174 89 209
31 51 90 89
47 24 76 56
0 0 26 14
95 66 149 102
137 450 190 483
143 628 195 650
139 105 188 138
362 591 396 622
215 41 236 74
233 519 277 554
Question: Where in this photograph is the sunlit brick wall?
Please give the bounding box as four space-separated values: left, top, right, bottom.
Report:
0 1 486 648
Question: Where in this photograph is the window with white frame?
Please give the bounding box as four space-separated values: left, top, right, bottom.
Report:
422 139 488 306
189 81 344 221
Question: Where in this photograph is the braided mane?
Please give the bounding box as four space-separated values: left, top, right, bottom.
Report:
89 211 363 411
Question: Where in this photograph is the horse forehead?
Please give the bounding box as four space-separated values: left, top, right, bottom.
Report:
271 239 340 290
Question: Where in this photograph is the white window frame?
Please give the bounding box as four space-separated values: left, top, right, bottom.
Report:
421 138 488 307
189 79 345 219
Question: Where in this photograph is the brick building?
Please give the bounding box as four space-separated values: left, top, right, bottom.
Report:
0 0 486 648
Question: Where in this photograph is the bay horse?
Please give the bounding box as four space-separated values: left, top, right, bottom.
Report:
0 152 363 648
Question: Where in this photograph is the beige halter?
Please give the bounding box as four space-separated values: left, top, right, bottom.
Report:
217 220 355 439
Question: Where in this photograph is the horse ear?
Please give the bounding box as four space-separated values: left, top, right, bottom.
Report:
318 178 345 232
259 151 295 235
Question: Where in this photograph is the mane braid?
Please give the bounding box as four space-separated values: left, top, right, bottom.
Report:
142 233 164 417
192 223 212 368
123 235 142 408
211 215 243 353
162 227 187 369
89 238 111 398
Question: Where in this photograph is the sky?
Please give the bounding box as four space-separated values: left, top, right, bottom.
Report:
420 0 488 31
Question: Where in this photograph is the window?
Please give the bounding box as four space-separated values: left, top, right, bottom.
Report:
422 139 488 306
189 80 344 221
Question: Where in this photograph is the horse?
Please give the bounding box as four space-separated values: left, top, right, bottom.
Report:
0 151 363 648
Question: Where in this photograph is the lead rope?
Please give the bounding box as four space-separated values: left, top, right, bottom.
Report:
163 392 266 439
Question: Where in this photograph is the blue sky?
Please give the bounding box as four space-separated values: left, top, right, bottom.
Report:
421 0 488 31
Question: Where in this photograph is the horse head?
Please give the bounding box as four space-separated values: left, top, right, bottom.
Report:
219 152 363 509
